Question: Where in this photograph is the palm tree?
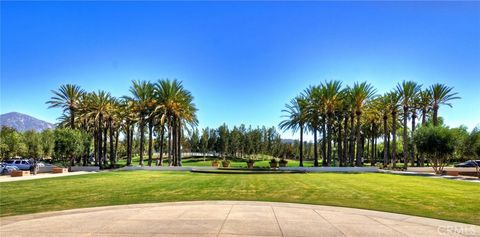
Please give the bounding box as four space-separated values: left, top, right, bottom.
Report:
350 82 376 166
47 84 85 129
127 80 155 166
86 90 112 167
303 86 322 167
323 80 344 166
155 79 198 166
377 94 391 167
416 89 431 166
386 91 400 167
396 81 421 168
428 84 460 126
279 96 308 167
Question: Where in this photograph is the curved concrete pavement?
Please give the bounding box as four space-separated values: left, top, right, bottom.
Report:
1 201 478 237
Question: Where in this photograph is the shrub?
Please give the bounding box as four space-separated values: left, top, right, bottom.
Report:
414 125 455 174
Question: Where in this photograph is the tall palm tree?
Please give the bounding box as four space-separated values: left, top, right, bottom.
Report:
323 80 344 166
47 84 85 129
279 96 308 167
428 84 460 126
377 94 391 167
155 79 198 166
127 80 155 166
396 81 421 168
86 90 112 167
386 91 400 168
416 89 431 166
350 82 376 166
303 85 322 167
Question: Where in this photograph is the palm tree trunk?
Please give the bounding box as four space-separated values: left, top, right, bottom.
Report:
327 116 332 166
433 105 439 126
338 118 343 167
70 108 75 129
420 110 426 167
126 124 131 166
168 124 173 166
371 123 376 166
411 112 417 167
392 112 397 168
147 119 153 166
98 115 103 167
157 124 165 166
349 114 355 166
114 129 119 165
109 118 114 168
139 118 145 166
321 118 327 166
103 126 108 166
313 128 318 167
383 116 388 167
343 115 348 167
94 129 98 166
355 113 362 166
403 106 409 169
299 125 304 167
177 120 182 166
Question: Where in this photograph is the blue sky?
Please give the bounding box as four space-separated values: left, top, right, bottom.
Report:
1 1 479 139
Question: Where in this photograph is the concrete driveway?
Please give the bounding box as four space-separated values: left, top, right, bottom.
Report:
1 201 478 236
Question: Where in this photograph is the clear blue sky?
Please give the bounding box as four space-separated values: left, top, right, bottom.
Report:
1 1 479 139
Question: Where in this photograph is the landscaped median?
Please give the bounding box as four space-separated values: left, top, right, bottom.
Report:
0 171 478 225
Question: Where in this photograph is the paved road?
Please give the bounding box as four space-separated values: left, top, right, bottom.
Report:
1 201 478 236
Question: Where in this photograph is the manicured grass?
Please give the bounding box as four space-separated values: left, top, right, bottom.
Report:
0 171 478 225
117 156 316 167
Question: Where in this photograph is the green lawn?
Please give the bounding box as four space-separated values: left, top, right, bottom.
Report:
1 171 479 225
117 156 316 167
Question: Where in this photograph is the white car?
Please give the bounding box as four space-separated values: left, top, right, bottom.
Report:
0 163 19 175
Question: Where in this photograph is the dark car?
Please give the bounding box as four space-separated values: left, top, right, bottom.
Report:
454 160 480 167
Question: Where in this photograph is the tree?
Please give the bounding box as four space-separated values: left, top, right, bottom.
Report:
350 82 376 166
396 81 421 168
47 84 85 129
414 125 455 174
40 129 55 159
322 80 344 166
0 126 26 159
23 130 42 159
303 85 322 167
127 80 155 166
387 92 400 167
279 96 308 167
428 84 460 126
53 128 86 167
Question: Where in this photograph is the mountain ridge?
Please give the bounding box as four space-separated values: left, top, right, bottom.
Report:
0 112 55 132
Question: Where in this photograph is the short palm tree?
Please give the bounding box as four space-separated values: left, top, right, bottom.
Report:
47 84 85 129
279 96 308 167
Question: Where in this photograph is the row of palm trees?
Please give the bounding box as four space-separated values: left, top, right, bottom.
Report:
46 79 197 167
280 81 459 168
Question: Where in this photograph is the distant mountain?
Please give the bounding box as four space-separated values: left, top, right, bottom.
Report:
0 112 55 132
281 139 296 144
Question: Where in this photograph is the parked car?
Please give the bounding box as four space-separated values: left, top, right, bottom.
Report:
454 160 480 167
0 163 19 175
4 159 33 170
